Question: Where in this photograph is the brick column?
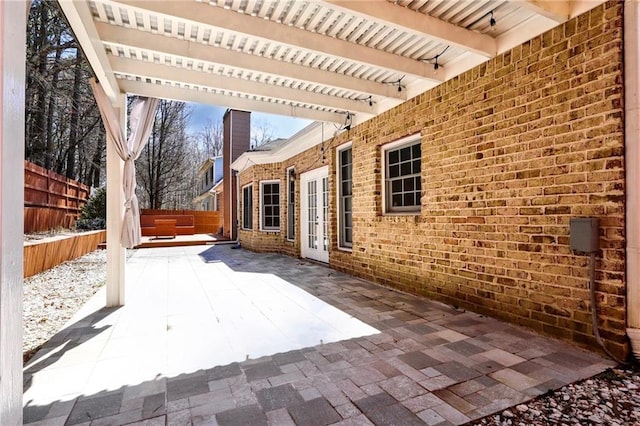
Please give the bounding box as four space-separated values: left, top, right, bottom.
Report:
625 0 640 360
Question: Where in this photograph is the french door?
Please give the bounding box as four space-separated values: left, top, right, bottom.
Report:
300 166 329 263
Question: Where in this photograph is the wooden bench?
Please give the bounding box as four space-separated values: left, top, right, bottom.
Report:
140 214 196 237
154 219 176 239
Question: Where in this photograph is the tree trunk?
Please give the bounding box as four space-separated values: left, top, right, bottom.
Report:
44 34 63 170
153 110 167 209
65 50 83 179
29 2 49 164
90 138 104 188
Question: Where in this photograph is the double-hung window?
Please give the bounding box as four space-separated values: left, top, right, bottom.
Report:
337 145 353 248
261 181 280 231
287 168 295 240
242 184 253 230
384 137 421 213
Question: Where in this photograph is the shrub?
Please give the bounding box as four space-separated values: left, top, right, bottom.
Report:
75 217 106 231
77 187 106 230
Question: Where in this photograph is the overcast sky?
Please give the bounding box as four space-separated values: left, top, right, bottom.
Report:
187 103 313 140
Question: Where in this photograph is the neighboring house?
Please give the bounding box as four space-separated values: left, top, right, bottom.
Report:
232 3 630 360
192 156 223 211
211 178 224 235
251 138 288 152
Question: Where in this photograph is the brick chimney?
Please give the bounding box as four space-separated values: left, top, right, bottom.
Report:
222 109 251 240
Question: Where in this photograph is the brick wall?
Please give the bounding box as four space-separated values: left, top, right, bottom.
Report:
238 2 627 358
239 162 297 256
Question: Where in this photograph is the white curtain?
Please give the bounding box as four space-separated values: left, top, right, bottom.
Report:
90 78 159 248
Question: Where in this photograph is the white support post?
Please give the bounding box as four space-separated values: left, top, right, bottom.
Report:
0 1 26 424
106 94 126 307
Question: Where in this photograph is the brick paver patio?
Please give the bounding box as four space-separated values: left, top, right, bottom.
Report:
23 245 613 425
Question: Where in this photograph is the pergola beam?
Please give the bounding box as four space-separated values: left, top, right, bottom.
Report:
515 0 570 23
57 1 119 101
112 0 442 82
109 56 376 115
96 23 406 100
323 0 496 58
119 80 347 123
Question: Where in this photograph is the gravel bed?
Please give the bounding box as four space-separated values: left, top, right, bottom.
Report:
23 249 107 362
24 228 77 241
468 365 640 425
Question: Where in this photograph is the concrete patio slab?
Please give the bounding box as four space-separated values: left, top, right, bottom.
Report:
23 245 614 425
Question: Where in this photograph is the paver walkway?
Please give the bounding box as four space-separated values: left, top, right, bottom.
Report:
23 245 613 425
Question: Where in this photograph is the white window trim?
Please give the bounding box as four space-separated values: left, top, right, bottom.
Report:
286 167 296 241
241 183 253 230
260 179 281 232
336 141 353 252
381 133 422 215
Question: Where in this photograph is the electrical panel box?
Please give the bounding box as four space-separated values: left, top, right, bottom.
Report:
569 217 599 253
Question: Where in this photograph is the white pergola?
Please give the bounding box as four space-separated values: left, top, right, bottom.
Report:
1 1 626 423
59 0 598 127
53 0 602 309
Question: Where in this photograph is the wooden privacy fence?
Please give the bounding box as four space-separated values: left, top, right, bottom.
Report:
24 161 90 233
141 209 221 234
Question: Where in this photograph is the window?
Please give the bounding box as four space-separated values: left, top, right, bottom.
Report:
384 138 421 213
261 181 280 231
338 145 352 248
287 169 295 240
242 185 253 230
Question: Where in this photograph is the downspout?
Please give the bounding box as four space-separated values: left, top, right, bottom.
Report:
235 169 241 246
625 0 640 360
229 111 233 240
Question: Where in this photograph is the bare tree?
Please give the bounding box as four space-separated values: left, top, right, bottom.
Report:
197 118 224 158
136 100 193 209
251 117 275 149
178 135 204 209
25 0 105 186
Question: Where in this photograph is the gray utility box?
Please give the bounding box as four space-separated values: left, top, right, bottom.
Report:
569 217 599 253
